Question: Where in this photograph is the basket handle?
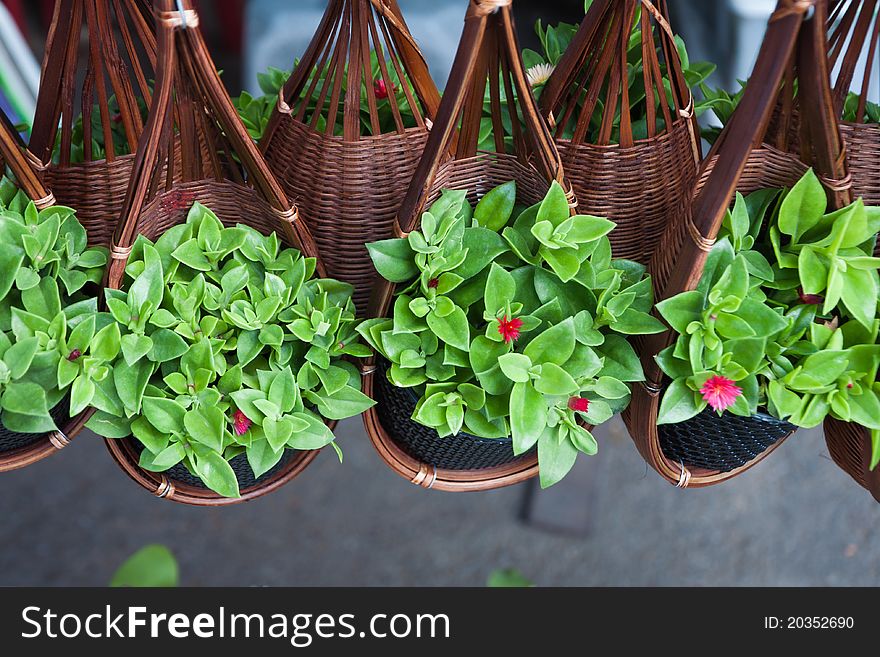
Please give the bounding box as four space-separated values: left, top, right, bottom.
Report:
0 113 55 209
827 0 879 121
107 0 315 288
30 0 156 168
540 0 697 150
394 0 565 235
639 0 851 384
262 0 440 145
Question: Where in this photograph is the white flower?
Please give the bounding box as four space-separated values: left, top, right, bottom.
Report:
527 63 556 89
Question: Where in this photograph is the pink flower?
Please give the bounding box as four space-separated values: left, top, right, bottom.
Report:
568 397 590 413
67 349 82 362
374 78 394 100
427 278 439 289
699 375 742 412
497 316 523 344
232 409 252 436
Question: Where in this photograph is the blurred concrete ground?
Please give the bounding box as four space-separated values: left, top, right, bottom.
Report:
1 418 878 587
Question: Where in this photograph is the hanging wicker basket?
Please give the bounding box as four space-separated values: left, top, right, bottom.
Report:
0 113 100 471
538 0 701 265
260 0 441 314
624 0 854 487
361 0 580 492
28 0 158 241
102 0 325 506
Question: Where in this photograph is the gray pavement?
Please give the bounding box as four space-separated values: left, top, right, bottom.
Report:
1 418 878 587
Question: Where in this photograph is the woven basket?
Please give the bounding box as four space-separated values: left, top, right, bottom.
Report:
102 0 325 506
361 0 581 492
539 0 701 265
0 112 99 472
767 1 880 207
624 0 854 487
260 0 441 314
28 0 157 244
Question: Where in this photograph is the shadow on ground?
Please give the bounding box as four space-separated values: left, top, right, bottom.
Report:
1 418 878 586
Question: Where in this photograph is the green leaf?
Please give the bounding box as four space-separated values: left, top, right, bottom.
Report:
596 335 644 382
366 239 418 283
498 352 532 383
0 243 24 300
309 385 375 421
453 228 509 279
535 362 579 395
510 382 548 454
656 290 704 334
110 545 179 588
121 333 154 366
657 379 703 424
172 239 212 271
524 318 576 366
536 181 570 228
91 322 122 362
142 396 186 434
147 329 189 363
798 246 827 295
538 428 578 488
184 407 226 452
1 381 51 419
485 263 516 313
778 168 826 240
193 447 240 498
426 306 470 351
287 412 335 450
840 267 878 330
474 181 516 231
246 437 285 479
3 337 38 379
129 244 165 312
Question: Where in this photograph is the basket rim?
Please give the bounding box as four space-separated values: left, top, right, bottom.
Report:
104 433 323 507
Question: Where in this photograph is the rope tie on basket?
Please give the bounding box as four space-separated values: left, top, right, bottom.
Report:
155 477 175 499
678 94 701 167
110 243 133 261
276 88 293 115
469 0 511 17
158 0 199 29
360 364 377 376
675 461 691 489
392 218 410 239
411 463 438 489
769 0 815 22
686 219 715 252
273 206 299 224
819 172 853 193
565 185 578 210
641 380 663 395
49 430 70 450
32 192 56 210
23 148 48 172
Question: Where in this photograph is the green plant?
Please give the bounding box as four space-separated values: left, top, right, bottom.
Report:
360 181 663 488
0 177 113 432
87 203 374 497
515 3 716 149
655 170 880 465
111 544 179 587
235 53 420 142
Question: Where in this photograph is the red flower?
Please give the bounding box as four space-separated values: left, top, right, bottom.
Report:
497 316 523 344
427 278 439 289
374 78 394 99
700 375 742 412
568 397 590 413
232 409 252 436
797 287 824 305
67 349 82 362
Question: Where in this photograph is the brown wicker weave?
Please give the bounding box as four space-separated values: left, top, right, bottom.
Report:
361 0 578 492
624 0 854 487
260 0 441 314
768 2 879 200
28 0 157 247
538 0 701 265
0 113 98 472
102 0 323 506
817 1 880 502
